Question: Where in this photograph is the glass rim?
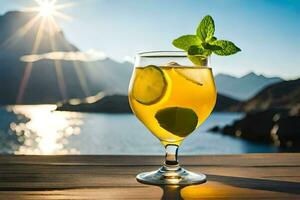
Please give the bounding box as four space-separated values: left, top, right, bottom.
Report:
135 65 212 70
136 51 211 68
138 51 190 58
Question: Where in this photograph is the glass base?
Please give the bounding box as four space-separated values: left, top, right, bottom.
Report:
136 166 206 186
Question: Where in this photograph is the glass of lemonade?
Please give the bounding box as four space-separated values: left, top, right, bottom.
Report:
128 51 217 185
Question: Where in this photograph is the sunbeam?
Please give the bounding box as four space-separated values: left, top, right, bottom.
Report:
55 2 75 10
53 11 73 21
1 14 40 48
3 0 74 48
17 18 46 103
73 61 91 96
54 61 68 100
48 15 91 97
47 17 68 100
15 0 74 103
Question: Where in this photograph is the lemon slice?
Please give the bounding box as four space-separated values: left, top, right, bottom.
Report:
132 65 167 105
174 68 203 86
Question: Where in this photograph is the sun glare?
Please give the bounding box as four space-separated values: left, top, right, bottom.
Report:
11 0 80 103
39 1 55 17
22 0 74 20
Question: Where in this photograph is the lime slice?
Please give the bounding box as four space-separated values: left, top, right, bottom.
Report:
132 65 167 105
155 107 198 137
174 68 203 86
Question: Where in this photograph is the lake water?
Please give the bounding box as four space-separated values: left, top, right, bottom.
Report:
0 105 279 155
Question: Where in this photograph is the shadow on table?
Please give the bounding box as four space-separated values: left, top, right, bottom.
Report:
159 174 300 200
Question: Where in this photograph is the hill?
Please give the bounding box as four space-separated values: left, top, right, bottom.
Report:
215 72 283 100
231 78 300 112
57 94 131 113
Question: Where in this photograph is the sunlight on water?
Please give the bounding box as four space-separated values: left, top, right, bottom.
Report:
8 105 83 155
0 105 278 155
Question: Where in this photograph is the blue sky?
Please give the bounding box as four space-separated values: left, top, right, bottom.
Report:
0 0 300 79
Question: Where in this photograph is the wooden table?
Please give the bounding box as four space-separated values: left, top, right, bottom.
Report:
0 153 299 199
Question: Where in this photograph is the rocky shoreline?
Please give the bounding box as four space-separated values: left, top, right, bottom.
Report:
208 78 300 149
210 108 300 149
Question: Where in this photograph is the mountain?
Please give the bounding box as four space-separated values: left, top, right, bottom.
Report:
215 72 283 100
0 11 85 104
0 11 132 104
231 78 300 112
83 59 132 95
0 11 285 107
214 94 240 111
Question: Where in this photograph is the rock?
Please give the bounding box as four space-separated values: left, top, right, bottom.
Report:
221 109 300 148
276 116 300 147
215 94 240 112
208 126 220 132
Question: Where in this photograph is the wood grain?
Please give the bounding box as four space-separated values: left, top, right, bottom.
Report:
0 154 299 199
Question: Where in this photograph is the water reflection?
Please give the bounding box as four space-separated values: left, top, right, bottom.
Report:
0 107 26 154
7 105 83 155
161 182 233 199
158 175 300 199
1 107 279 154
161 185 183 200
161 184 215 200
161 182 245 199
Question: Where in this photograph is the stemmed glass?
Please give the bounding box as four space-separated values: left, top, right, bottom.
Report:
128 51 217 185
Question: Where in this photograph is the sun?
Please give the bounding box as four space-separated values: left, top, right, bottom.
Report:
23 0 74 20
39 1 56 17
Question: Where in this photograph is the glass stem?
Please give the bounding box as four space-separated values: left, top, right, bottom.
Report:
164 144 179 168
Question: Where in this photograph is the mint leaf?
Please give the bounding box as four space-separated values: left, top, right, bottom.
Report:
188 45 205 55
212 40 241 56
172 35 201 51
155 107 198 137
197 15 215 42
209 36 217 42
201 42 222 51
188 45 211 56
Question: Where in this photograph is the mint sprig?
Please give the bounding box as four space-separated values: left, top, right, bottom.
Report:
172 15 241 65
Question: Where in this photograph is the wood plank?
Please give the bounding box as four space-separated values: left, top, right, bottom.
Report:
0 166 299 189
0 153 299 166
0 180 299 199
0 154 299 199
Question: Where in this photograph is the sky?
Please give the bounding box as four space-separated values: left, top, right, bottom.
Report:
0 0 300 79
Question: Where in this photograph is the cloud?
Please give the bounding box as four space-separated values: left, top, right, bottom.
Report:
20 49 107 62
123 55 134 63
